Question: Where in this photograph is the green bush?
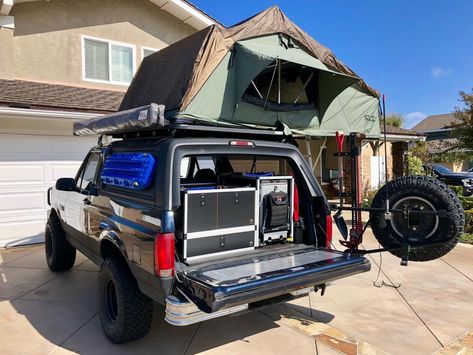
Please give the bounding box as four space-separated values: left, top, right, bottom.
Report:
460 196 473 211
449 185 464 196
407 154 424 175
362 189 379 208
461 233 473 244
465 209 473 234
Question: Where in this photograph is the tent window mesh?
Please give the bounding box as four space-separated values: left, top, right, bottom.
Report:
243 61 318 110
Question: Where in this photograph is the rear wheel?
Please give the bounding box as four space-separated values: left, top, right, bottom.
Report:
98 255 153 343
370 176 464 261
45 216 76 271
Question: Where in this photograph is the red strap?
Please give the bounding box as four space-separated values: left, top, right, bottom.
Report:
335 131 345 153
293 181 299 222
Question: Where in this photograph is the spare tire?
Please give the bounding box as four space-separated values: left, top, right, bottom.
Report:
370 176 464 261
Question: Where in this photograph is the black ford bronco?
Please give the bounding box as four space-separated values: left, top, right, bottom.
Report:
45 105 463 343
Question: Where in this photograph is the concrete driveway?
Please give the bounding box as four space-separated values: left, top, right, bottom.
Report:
0 229 472 355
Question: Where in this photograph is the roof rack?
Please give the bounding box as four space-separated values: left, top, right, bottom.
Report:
73 103 285 141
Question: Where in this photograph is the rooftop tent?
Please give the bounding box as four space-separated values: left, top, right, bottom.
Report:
119 6 381 137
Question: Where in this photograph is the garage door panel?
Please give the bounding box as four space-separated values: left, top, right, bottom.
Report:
0 164 45 185
0 192 45 212
0 133 96 247
50 164 81 182
0 220 46 247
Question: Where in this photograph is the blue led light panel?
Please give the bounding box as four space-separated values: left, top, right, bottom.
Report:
101 153 156 190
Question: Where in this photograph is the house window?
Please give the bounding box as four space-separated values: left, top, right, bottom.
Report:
142 47 158 59
82 36 135 85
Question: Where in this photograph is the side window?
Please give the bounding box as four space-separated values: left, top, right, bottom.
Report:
77 153 100 192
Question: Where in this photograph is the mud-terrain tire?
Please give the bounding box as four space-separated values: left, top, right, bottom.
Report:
98 255 153 343
45 216 76 271
370 176 464 261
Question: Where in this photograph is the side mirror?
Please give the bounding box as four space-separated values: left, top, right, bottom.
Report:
56 178 76 191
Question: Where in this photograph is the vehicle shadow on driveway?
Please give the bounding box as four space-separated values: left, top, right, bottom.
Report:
0 249 334 354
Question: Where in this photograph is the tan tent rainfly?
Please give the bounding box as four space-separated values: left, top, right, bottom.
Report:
120 6 381 138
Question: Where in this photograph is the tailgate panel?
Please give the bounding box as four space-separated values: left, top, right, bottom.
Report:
178 247 370 313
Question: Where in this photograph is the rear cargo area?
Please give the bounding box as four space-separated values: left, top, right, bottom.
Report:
170 150 370 314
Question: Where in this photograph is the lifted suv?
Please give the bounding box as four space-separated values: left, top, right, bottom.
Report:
46 119 370 343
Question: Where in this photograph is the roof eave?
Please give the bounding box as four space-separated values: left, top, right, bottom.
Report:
2 0 219 30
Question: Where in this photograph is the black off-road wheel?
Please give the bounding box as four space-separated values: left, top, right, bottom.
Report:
98 255 153 344
370 176 464 261
45 216 76 271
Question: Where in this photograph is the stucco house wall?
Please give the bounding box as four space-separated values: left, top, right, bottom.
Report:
6 0 196 90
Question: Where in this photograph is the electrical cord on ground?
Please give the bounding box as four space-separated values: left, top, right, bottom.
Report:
372 243 401 289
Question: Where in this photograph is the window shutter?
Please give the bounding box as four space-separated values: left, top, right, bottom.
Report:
111 44 133 83
84 39 109 81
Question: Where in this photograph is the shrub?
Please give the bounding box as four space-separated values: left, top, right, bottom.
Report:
449 185 464 196
461 233 473 244
460 197 473 211
464 210 472 234
407 154 424 175
362 189 379 208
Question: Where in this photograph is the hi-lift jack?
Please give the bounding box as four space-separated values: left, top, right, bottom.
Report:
332 131 412 266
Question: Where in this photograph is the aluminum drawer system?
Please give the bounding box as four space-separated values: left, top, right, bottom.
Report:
177 246 371 313
181 187 258 261
220 175 294 246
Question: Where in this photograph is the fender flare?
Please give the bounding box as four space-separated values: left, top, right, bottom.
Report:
99 231 128 260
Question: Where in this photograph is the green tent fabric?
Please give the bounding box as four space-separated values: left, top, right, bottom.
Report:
120 6 381 138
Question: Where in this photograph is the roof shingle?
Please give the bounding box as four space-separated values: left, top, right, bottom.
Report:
0 80 124 113
411 113 459 132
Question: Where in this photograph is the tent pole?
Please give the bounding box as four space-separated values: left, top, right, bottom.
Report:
277 59 281 104
313 137 327 173
305 136 313 170
294 72 314 104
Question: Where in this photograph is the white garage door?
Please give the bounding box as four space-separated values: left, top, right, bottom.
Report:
0 133 97 247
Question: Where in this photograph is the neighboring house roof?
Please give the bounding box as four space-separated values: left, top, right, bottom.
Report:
374 124 424 142
0 80 123 113
0 0 219 29
381 125 422 136
412 113 459 132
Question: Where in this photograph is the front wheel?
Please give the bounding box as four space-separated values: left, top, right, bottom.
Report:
45 216 76 271
98 255 153 343
370 176 464 261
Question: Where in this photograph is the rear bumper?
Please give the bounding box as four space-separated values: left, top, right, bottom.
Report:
179 251 371 313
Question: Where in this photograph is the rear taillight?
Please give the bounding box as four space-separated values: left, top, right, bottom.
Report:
154 233 175 277
325 215 333 248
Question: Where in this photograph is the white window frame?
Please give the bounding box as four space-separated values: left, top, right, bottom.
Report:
81 35 136 86
141 46 159 60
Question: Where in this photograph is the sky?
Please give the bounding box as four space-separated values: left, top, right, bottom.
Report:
191 0 473 128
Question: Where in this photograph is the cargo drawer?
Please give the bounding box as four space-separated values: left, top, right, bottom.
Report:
180 187 258 261
177 247 370 313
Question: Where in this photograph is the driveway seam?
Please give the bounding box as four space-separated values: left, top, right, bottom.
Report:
367 253 444 348
440 258 473 283
53 312 99 352
183 322 201 355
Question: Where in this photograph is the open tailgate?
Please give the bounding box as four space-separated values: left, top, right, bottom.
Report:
177 247 370 313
